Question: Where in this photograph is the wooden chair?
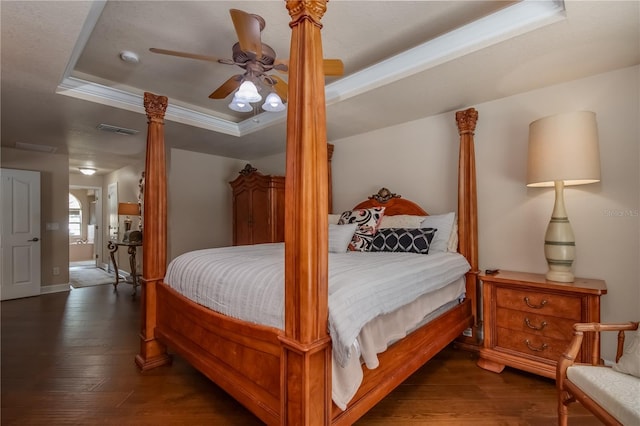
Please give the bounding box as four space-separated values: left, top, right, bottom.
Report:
557 322 639 426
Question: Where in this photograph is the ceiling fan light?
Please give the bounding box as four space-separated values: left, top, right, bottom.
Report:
234 81 262 103
228 95 253 112
262 92 286 112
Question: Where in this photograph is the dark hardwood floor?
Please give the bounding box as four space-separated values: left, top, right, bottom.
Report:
1 284 601 425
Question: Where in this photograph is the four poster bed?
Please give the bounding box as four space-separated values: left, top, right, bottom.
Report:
136 2 480 425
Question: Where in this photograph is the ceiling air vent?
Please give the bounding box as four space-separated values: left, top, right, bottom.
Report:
15 142 58 153
97 123 139 136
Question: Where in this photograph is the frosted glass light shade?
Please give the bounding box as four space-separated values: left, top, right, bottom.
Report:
79 167 97 175
261 92 285 112
228 95 253 112
234 81 262 103
527 111 601 187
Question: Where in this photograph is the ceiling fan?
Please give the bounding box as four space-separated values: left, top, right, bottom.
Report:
150 9 344 112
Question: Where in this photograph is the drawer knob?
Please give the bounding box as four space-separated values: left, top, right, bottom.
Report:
524 317 548 330
524 296 548 309
525 339 548 352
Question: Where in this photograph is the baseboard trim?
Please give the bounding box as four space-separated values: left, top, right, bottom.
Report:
40 283 71 294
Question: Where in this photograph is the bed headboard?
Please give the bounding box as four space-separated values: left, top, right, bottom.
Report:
352 188 428 216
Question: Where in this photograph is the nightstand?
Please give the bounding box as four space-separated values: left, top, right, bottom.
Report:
477 270 607 379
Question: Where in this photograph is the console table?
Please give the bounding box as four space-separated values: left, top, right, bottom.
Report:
107 240 142 296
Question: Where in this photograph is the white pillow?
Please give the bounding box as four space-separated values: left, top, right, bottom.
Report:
328 224 357 253
379 214 426 229
613 329 640 378
420 212 456 254
448 221 459 252
328 214 342 225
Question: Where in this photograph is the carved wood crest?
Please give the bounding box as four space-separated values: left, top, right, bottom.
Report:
239 164 258 176
369 187 401 204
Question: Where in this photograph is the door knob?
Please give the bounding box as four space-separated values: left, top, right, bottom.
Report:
28 237 40 242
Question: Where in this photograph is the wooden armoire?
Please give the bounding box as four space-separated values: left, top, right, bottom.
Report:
230 164 285 245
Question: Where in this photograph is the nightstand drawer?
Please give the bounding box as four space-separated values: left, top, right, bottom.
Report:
495 308 576 341
496 327 567 362
495 287 582 320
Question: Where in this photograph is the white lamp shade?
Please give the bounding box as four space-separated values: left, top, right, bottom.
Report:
79 167 97 175
261 92 286 112
527 111 601 187
228 95 253 112
234 81 262 103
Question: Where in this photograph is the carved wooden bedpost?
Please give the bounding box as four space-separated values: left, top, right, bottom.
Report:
281 1 331 424
455 107 480 346
135 92 172 370
328 143 334 214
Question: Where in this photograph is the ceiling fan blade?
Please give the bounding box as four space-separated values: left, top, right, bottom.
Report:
271 75 288 103
229 9 262 59
149 47 220 63
323 59 344 76
209 75 244 99
273 58 344 76
273 63 288 73
274 59 288 73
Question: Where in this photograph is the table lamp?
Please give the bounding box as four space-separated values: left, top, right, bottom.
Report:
526 111 601 282
118 202 140 232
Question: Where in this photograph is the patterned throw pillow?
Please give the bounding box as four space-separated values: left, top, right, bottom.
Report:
370 227 437 254
338 207 386 252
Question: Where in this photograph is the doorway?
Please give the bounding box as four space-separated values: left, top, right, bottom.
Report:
69 186 103 271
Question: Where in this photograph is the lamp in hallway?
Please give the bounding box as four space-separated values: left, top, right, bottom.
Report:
118 202 140 232
527 111 601 282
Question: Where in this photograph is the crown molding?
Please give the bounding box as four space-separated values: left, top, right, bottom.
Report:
57 76 242 136
325 0 565 104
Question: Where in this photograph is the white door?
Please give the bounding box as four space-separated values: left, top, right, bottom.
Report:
108 182 118 241
93 187 103 267
1 168 41 300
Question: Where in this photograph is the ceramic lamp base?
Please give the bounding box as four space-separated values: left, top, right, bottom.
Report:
544 181 575 283
545 268 574 283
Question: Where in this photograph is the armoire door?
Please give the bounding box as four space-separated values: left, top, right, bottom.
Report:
233 187 253 245
249 187 270 244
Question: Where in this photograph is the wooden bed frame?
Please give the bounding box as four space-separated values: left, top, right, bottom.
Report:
135 2 480 425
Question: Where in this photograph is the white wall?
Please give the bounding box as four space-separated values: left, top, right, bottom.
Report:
168 148 245 259
330 65 639 360
332 114 460 215
251 152 286 176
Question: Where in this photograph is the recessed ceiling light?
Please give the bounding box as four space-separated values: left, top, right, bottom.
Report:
119 50 139 64
79 167 97 176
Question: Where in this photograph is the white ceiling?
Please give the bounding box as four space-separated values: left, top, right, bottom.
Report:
1 1 638 176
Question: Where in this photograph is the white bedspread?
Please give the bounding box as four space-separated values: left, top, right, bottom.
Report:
332 278 466 409
165 243 470 368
